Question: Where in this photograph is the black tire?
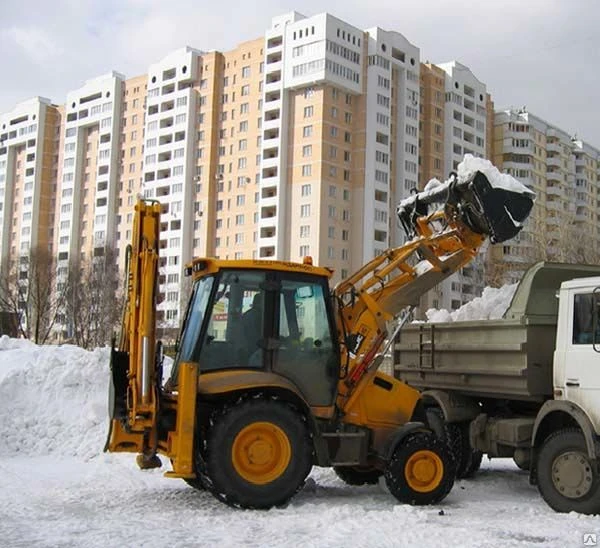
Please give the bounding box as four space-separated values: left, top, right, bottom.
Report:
205 400 313 509
537 428 600 515
183 477 205 490
427 408 471 478
514 459 530 472
453 421 482 479
384 431 455 505
334 465 383 486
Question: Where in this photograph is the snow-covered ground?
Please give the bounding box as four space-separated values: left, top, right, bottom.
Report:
1 335 598 547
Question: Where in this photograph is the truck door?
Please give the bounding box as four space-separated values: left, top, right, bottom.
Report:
560 288 600 426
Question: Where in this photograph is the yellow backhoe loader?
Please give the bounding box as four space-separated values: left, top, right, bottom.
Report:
105 168 534 509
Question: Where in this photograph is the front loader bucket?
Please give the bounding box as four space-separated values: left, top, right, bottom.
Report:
397 169 535 244
456 171 535 244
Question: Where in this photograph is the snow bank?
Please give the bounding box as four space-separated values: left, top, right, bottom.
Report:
424 283 518 323
0 336 110 459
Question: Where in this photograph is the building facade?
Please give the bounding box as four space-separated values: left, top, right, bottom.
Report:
0 97 61 274
2 10 600 335
491 109 600 282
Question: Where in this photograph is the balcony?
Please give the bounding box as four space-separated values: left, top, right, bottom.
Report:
261 205 277 219
546 156 561 168
259 245 276 258
546 171 562 182
546 141 562 154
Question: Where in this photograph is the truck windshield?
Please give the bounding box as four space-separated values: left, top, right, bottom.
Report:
177 276 214 363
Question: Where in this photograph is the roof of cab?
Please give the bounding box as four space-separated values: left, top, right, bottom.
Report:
185 257 334 280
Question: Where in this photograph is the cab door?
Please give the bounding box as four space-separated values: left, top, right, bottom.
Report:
270 273 339 407
560 288 600 428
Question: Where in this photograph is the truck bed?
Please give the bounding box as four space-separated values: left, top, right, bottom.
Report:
394 262 600 401
394 318 555 401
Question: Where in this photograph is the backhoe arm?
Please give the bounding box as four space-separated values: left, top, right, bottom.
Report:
105 200 162 460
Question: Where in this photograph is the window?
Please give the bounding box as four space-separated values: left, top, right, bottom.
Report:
302 165 312 177
301 184 311 196
304 106 314 118
302 145 312 157
573 293 600 344
241 84 250 96
300 204 311 217
239 121 248 132
236 195 245 206
303 125 313 138
240 103 249 114
242 66 251 78
299 245 310 256
236 214 245 225
300 225 310 237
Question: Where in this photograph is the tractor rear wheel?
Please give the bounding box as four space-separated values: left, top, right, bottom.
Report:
385 431 455 505
205 400 312 509
334 465 383 486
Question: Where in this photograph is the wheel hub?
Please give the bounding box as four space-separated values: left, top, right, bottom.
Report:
552 451 593 499
232 421 291 485
404 449 444 493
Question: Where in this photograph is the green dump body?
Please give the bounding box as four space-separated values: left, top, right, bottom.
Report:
394 262 600 402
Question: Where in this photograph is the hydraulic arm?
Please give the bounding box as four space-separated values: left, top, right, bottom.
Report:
105 200 162 462
333 170 535 403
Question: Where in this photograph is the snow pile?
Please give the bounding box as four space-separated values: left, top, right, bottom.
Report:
0 335 110 459
458 154 534 197
425 283 518 323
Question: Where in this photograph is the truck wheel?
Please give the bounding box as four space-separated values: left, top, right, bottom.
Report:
426 408 463 476
537 428 600 515
384 431 455 505
334 465 382 486
205 400 313 509
456 422 483 479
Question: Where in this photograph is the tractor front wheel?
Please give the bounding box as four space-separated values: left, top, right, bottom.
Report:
385 432 455 505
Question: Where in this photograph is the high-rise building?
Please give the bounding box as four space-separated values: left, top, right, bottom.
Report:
491 108 600 282
0 97 62 273
54 72 125 269
257 12 421 277
4 10 599 334
418 61 495 312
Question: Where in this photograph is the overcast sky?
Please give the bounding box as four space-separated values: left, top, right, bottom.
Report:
2 0 599 145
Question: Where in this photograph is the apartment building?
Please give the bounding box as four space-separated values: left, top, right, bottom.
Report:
54 72 125 275
0 97 61 274
11 10 599 332
491 108 600 281
417 61 494 311
257 12 421 279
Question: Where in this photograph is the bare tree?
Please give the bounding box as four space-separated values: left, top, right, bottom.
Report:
485 199 600 287
64 247 123 349
0 247 66 344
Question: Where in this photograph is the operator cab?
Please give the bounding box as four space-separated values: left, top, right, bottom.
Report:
171 259 340 406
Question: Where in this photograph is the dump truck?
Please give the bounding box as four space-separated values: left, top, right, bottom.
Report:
395 261 600 514
105 162 534 509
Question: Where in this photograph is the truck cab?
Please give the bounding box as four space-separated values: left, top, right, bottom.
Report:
553 277 600 432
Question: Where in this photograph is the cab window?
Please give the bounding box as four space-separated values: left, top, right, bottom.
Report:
572 293 599 345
